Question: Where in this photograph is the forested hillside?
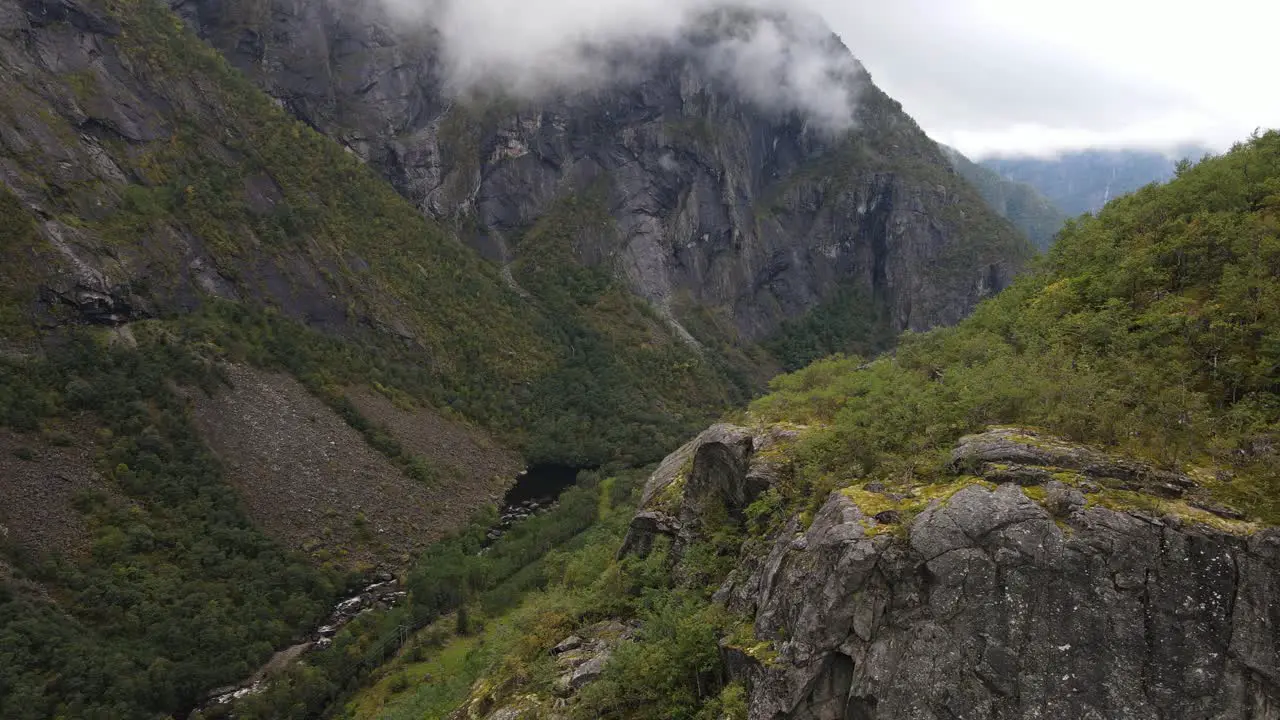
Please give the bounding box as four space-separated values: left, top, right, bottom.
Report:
0 0 1030 715
940 144 1068 249
347 131 1280 719
0 0 733 714
752 130 1279 519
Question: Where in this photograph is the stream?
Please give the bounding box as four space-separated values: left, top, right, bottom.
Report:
191 465 587 716
191 577 407 716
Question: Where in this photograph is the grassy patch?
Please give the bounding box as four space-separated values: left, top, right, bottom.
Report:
344 633 481 720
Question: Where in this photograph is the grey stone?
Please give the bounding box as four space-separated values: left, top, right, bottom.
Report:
872 510 902 525
556 650 611 694
550 636 583 655
620 424 790 561
717 482 1280 720
1045 480 1086 518
953 427 1208 502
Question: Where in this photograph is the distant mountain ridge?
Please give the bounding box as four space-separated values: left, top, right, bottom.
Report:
939 144 1068 250
981 146 1214 218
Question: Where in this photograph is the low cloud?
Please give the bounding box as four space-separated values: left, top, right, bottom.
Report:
941 114 1232 161
701 9 862 131
814 0 1279 156
381 0 863 131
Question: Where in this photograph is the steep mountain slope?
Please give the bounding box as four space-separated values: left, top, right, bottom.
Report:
982 145 1213 217
0 0 1034 715
0 0 727 714
940 144 1068 249
366 132 1280 719
0 0 751 466
176 0 1032 346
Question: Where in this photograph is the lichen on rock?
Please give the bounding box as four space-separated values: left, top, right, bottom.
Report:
619 421 1280 718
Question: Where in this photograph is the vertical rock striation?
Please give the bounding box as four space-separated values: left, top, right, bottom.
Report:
177 0 1032 342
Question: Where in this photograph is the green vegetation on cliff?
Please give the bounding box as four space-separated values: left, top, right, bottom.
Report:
754 131 1280 521
510 191 750 466
762 284 894 372
0 190 49 340
0 331 346 719
941 144 1069 250
340 130 1280 720
218 468 648 720
332 469 747 720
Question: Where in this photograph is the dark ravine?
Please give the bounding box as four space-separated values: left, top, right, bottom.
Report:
503 465 585 507
487 464 591 543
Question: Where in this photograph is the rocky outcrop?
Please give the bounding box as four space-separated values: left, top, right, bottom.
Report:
951 427 1200 497
952 427 1246 520
619 423 796 561
177 0 1031 343
705 428 1279 719
550 621 638 696
453 620 638 720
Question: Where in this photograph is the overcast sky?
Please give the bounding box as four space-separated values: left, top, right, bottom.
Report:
387 0 1279 159
819 0 1280 158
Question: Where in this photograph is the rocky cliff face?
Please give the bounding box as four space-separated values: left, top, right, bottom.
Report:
0 0 548 353
722 487 1278 719
174 0 1030 342
619 425 1280 719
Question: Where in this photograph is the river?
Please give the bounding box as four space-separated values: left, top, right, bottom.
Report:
192 464 588 716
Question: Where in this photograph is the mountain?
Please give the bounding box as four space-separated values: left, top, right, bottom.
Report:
0 0 1033 716
940 144 1068 249
982 146 1214 218
326 133 1280 719
174 0 1030 346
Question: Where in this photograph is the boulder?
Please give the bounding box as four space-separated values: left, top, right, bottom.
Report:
550 636 583 655
566 650 611 691
619 424 796 561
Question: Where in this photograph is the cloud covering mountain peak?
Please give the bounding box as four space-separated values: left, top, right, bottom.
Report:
382 0 863 131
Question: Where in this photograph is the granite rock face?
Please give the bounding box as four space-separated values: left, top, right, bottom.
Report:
176 0 1031 342
708 465 1279 718
0 0 384 332
615 420 1280 718
619 423 795 562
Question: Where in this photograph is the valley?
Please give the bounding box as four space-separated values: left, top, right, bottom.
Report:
0 0 1275 717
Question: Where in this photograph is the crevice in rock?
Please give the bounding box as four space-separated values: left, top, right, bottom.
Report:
788 652 854 720
844 694 877 720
